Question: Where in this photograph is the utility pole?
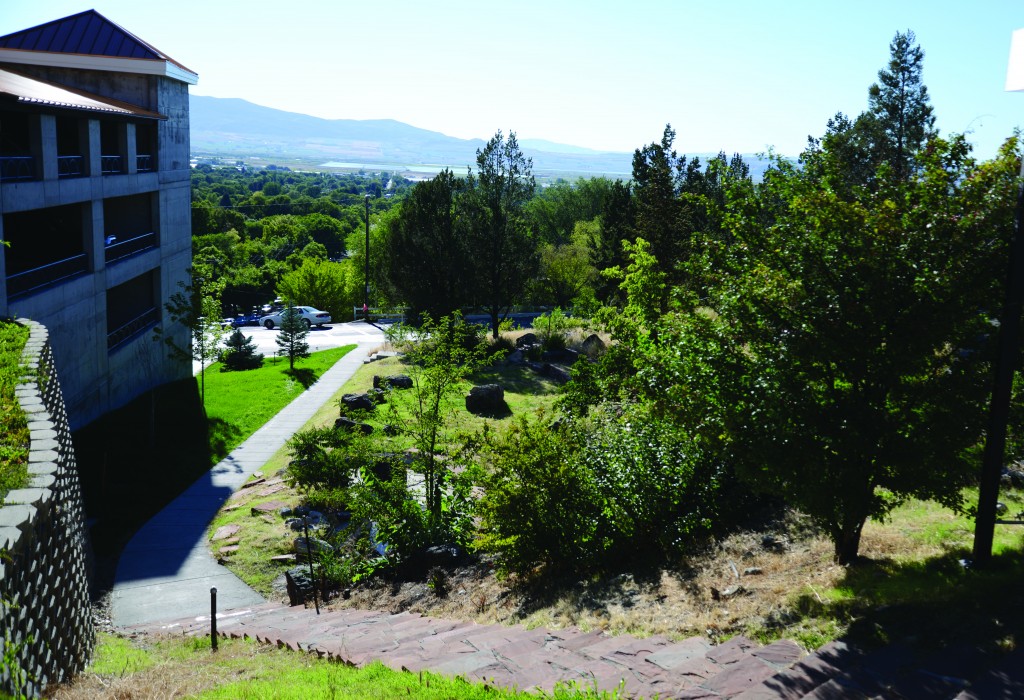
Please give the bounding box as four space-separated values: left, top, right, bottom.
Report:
364 194 370 322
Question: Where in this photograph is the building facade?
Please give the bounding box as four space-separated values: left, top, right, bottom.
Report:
0 10 197 429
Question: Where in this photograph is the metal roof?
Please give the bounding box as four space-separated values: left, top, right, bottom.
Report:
0 66 165 119
0 10 197 80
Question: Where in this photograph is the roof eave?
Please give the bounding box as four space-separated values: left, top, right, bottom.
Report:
0 48 198 85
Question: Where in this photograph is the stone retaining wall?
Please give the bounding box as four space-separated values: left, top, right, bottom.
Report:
1 319 94 697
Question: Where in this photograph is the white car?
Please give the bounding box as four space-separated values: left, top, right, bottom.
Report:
260 306 332 329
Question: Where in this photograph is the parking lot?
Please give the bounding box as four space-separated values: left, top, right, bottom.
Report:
193 320 387 374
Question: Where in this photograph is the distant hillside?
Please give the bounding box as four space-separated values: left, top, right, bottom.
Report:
189 96 772 179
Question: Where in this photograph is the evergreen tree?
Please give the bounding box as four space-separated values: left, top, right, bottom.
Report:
275 307 310 370
222 328 264 370
865 30 936 181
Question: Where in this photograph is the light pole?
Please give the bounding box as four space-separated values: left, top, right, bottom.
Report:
364 194 370 322
972 29 1024 565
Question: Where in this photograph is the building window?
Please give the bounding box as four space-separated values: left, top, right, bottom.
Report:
103 193 158 263
56 115 86 178
135 121 157 172
107 270 158 349
0 111 37 181
100 120 124 174
3 204 87 296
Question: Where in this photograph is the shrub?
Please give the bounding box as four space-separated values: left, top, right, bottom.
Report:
222 328 264 371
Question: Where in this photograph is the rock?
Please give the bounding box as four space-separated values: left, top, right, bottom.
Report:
466 384 505 414
285 566 315 606
373 374 413 390
335 416 374 435
761 534 788 552
416 544 468 570
515 332 538 348
271 554 296 564
743 567 763 576
293 536 333 556
368 387 388 404
580 334 606 358
251 500 289 515
383 424 399 436
506 349 525 364
241 478 267 489
279 507 294 518
211 524 241 541
996 502 1009 515
341 393 375 412
721 585 747 599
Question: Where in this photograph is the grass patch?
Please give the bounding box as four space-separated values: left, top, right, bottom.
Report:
51 632 622 699
747 489 1024 652
203 345 356 463
0 319 30 501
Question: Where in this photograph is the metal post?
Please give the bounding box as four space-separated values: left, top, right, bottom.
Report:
364 194 371 322
210 587 218 652
303 516 320 615
973 158 1024 566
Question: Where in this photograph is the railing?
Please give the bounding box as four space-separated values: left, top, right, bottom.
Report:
104 232 157 263
107 307 159 350
0 156 36 181
136 154 154 172
100 155 123 174
57 155 85 178
6 253 88 297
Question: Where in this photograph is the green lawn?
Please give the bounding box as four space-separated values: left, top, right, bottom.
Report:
0 320 30 501
71 632 622 699
202 345 356 464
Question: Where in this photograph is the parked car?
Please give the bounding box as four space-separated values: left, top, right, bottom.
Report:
231 312 262 328
260 306 332 329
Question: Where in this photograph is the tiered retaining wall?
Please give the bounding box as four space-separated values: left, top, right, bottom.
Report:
1 319 94 698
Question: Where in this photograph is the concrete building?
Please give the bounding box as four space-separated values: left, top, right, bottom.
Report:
0 10 197 429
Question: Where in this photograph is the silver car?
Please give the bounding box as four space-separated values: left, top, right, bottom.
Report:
260 306 332 329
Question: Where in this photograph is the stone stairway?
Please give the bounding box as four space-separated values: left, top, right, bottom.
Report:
126 603 1024 699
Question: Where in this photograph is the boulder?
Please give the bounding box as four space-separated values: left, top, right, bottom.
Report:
515 332 539 348
285 566 315 606
335 416 374 435
341 393 375 412
580 334 606 358
373 374 413 390
368 387 388 404
466 384 505 414
293 536 333 557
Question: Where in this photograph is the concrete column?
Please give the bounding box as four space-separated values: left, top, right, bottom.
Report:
125 123 137 175
39 114 58 181
86 120 101 179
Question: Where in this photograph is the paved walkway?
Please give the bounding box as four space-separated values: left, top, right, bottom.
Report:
112 339 378 628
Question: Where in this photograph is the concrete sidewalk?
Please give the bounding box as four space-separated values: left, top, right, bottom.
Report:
112 342 375 628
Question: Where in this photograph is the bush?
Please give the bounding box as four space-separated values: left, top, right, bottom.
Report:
475 405 722 577
222 328 264 371
285 426 360 493
475 415 603 577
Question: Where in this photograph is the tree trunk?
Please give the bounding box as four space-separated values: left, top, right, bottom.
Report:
833 518 865 565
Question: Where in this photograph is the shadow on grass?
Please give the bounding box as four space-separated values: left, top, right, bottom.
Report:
471 364 560 396
783 546 1024 653
286 367 318 389
207 417 243 464
467 401 513 419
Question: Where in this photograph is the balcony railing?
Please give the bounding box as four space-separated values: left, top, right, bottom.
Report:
107 307 159 350
101 155 124 174
6 253 88 297
0 156 36 181
57 155 85 178
105 232 157 263
136 154 154 172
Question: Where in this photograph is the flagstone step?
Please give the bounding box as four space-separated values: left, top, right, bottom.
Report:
123 603 1019 698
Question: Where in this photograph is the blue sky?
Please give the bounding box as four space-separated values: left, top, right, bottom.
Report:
3 1 1022 159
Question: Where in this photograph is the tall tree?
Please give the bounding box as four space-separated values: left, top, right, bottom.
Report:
466 131 538 338
865 30 936 182
275 306 310 370
382 169 470 321
155 271 225 408
659 135 1020 564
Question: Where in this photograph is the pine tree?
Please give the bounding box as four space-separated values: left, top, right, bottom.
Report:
223 328 264 370
275 307 310 370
